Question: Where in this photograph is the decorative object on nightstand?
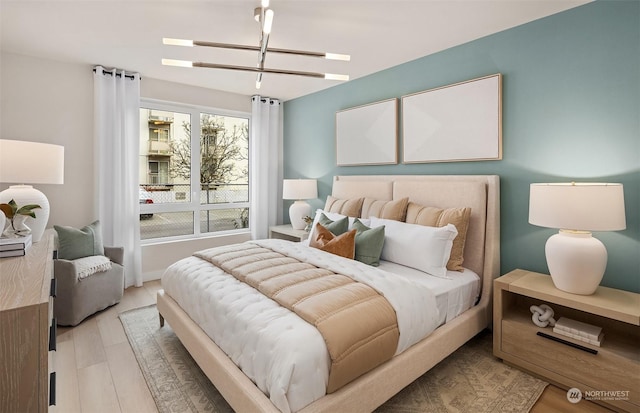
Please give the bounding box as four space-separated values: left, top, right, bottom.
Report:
528 182 626 295
0 139 65 243
530 303 604 346
283 179 317 230
529 304 556 328
302 215 313 232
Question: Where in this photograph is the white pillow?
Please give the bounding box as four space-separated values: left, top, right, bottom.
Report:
369 217 458 279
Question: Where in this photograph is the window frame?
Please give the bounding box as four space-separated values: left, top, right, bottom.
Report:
139 98 251 244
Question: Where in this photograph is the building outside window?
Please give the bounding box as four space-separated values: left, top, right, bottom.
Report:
139 101 250 241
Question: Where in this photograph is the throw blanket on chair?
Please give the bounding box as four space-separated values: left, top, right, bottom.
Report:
196 243 399 392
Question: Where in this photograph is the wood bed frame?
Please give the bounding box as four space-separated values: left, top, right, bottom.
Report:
157 174 500 412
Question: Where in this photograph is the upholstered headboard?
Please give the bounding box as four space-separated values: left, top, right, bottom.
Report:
332 175 500 300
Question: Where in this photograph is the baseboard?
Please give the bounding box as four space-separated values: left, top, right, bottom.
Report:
142 270 164 283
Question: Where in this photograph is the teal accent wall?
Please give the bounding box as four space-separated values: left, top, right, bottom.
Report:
283 1 639 292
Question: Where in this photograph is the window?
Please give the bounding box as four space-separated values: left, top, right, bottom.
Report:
139 101 250 241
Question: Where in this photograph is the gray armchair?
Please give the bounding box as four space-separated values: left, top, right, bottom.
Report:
54 246 125 326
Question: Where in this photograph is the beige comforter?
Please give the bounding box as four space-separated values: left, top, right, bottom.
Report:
195 243 400 393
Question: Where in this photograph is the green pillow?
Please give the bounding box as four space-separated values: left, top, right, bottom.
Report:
318 213 349 235
54 220 104 260
353 218 385 266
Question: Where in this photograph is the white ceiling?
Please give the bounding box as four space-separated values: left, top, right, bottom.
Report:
1 0 590 101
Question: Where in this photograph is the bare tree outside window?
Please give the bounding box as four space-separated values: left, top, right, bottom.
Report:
170 114 248 189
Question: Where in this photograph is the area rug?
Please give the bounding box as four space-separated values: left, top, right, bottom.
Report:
120 305 547 413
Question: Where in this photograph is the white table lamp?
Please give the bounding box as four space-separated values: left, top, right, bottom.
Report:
529 182 626 295
0 139 65 242
283 179 317 230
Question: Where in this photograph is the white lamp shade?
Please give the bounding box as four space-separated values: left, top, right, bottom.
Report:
0 140 65 242
0 139 65 184
529 182 625 295
283 179 317 200
529 183 625 231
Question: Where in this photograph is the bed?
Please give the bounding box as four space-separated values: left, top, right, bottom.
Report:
157 174 500 413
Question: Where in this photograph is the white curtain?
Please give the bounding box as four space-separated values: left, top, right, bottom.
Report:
93 66 142 288
250 95 283 239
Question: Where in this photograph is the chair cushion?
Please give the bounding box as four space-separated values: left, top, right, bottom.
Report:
54 220 104 260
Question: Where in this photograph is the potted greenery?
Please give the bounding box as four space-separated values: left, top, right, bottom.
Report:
0 199 41 237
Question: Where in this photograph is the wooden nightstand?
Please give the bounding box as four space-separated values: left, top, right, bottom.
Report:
269 224 310 242
493 269 640 412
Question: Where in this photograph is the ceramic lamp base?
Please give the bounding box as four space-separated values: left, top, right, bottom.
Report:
0 185 50 242
545 230 607 295
289 200 311 230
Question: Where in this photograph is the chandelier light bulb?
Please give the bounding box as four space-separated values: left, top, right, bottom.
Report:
162 59 193 68
263 9 274 34
325 53 351 61
325 73 349 81
163 38 194 47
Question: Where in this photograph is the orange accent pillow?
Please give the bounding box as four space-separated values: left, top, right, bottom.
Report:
309 223 356 260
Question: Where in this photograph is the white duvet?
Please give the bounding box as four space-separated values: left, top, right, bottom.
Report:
162 239 440 413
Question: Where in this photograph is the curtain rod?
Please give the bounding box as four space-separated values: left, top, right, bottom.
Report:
92 68 138 80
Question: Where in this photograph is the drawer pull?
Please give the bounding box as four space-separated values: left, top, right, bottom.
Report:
50 278 57 298
49 372 56 406
49 320 57 351
536 331 598 354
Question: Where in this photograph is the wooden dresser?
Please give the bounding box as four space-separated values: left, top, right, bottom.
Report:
0 230 56 412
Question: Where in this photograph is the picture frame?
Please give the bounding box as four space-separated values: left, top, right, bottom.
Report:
401 74 502 163
335 98 398 166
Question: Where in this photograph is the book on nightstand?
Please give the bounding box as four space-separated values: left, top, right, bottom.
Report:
553 317 604 347
0 234 33 257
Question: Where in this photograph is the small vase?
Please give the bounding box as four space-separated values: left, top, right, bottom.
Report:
3 215 31 238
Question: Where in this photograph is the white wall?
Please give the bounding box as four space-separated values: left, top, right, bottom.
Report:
0 52 95 228
1 52 251 278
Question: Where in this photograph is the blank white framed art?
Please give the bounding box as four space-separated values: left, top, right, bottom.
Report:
335 98 398 166
402 74 502 163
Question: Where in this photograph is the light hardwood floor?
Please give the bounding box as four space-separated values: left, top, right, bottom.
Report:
55 281 612 413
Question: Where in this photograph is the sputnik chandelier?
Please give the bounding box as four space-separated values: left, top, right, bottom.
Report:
162 0 350 89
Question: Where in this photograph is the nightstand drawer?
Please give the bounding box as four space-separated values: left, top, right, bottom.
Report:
501 316 639 410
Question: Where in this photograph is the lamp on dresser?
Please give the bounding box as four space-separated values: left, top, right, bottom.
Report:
0 139 65 242
283 179 317 230
528 182 626 295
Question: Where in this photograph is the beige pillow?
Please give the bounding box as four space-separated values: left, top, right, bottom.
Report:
405 202 471 272
324 196 364 217
361 197 409 221
309 223 356 260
